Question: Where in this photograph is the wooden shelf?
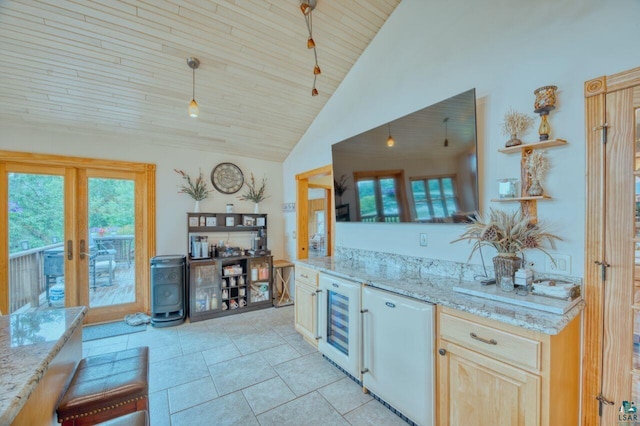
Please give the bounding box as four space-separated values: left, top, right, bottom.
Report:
498 139 567 154
491 195 552 202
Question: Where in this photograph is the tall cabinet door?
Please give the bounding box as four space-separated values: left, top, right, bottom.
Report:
584 69 640 425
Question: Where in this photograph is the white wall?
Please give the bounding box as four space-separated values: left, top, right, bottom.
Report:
1 126 284 259
283 0 640 277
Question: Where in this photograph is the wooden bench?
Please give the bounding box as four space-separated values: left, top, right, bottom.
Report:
57 347 149 426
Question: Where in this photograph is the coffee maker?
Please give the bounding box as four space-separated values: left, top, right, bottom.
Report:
258 228 267 250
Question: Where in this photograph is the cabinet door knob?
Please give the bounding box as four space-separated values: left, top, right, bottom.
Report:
438 348 447 356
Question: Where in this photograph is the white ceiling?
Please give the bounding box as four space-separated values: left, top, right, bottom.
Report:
0 0 401 162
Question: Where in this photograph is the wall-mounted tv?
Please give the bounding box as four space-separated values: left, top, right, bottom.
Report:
331 88 478 223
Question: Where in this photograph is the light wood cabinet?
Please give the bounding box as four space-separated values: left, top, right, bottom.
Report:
294 264 319 346
436 306 580 426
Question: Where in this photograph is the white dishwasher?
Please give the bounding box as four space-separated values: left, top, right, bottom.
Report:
361 286 435 426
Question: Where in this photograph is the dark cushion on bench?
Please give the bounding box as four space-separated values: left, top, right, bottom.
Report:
57 347 149 424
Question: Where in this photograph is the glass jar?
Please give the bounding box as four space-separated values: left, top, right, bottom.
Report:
499 276 515 292
498 178 520 199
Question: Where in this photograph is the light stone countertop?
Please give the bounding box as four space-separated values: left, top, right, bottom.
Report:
0 306 86 424
297 257 583 335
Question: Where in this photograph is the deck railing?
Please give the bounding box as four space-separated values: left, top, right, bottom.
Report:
9 243 63 313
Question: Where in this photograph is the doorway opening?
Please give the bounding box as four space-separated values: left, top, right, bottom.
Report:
296 165 333 260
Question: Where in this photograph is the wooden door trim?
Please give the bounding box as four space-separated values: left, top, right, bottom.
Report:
583 65 640 425
296 164 332 260
0 150 156 322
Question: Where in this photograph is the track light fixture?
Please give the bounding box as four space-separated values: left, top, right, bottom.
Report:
300 0 321 96
443 117 449 147
187 57 200 118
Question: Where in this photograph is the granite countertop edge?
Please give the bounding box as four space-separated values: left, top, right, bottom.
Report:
0 306 87 425
297 259 583 335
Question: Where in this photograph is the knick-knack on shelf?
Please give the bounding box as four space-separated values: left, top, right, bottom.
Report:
501 108 534 148
526 150 549 196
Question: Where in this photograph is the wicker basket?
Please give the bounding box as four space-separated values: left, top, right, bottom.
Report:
493 254 522 285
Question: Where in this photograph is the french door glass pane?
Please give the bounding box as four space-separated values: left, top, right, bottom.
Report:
88 177 135 308
8 173 65 313
357 179 376 221
411 180 431 220
380 178 399 222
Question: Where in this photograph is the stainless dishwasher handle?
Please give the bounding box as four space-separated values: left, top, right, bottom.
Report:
470 332 497 345
360 308 369 374
314 289 322 340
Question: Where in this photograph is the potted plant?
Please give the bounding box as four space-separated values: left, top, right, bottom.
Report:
238 173 269 213
334 174 348 205
452 208 561 285
501 108 534 147
174 169 213 212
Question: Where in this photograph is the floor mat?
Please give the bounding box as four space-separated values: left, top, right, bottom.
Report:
83 321 146 342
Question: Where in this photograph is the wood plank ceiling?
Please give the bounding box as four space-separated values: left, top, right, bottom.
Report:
0 0 401 162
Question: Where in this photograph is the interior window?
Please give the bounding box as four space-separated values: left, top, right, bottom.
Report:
411 176 458 221
355 174 401 222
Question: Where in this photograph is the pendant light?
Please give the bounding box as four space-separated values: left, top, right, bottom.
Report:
443 117 449 147
187 57 200 118
387 123 395 148
300 0 321 96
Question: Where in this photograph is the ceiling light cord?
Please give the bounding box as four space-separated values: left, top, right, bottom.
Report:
301 1 320 96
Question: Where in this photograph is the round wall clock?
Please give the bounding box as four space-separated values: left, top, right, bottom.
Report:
211 162 244 194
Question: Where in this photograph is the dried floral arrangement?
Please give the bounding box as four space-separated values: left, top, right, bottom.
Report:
238 173 269 203
526 150 549 181
174 169 212 201
501 108 534 138
451 208 561 259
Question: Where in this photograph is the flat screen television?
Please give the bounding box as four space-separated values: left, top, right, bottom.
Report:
331 88 478 223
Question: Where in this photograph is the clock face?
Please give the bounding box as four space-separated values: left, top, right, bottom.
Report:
211 163 244 194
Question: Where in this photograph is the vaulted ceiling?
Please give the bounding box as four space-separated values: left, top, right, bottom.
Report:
0 1 401 161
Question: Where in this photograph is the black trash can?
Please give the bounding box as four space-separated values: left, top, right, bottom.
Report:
150 255 186 327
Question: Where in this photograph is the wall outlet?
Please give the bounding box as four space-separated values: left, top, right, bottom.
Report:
545 254 571 275
419 233 428 247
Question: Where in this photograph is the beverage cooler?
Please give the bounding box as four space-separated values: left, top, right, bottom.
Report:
189 259 221 322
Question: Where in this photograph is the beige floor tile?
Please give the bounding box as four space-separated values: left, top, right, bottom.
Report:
257 391 349 426
318 377 373 414
241 376 296 415
275 352 344 396
145 343 182 363
259 343 301 366
179 329 232 354
149 352 209 393
170 391 259 426
282 331 318 356
208 352 277 395
148 390 170 426
231 329 286 355
201 342 242 366
168 377 219 413
344 399 410 425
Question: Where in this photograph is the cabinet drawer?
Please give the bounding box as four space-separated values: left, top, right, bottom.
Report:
439 312 540 371
295 265 318 287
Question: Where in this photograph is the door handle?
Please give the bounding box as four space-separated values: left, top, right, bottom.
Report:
66 240 73 260
80 239 87 260
361 308 369 375
314 288 322 340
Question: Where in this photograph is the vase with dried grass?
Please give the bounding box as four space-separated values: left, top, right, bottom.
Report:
501 108 534 148
451 208 561 285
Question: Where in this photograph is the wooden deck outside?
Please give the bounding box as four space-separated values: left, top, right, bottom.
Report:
31 263 136 312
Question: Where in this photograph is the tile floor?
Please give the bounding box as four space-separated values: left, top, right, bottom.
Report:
83 306 409 425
